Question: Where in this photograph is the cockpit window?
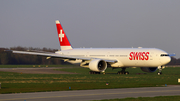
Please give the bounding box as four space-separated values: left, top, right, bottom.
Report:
160 54 169 56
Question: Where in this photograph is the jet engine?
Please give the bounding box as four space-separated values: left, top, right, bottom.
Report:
89 59 107 72
140 67 158 73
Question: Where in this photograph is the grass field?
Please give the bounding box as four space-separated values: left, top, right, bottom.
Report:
0 64 76 68
0 65 180 94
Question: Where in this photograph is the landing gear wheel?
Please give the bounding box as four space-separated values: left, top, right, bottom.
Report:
158 72 162 75
125 72 129 75
117 71 129 75
89 71 100 74
117 68 129 75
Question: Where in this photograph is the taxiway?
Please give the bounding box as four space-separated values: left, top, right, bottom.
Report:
1 86 180 101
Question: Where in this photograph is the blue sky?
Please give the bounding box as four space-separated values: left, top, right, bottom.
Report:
0 0 180 58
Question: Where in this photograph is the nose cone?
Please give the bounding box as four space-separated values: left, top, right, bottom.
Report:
163 56 171 65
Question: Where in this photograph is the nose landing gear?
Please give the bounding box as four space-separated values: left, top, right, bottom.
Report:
158 66 165 75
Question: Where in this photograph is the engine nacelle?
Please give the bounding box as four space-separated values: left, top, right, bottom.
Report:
140 67 158 73
89 59 107 72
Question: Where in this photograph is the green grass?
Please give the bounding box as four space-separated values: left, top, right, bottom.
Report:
0 64 79 68
94 96 180 101
0 66 180 94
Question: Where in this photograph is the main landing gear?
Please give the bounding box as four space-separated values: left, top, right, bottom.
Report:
89 68 130 75
117 68 129 75
89 71 100 74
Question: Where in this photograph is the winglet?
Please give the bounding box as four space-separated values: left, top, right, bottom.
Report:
56 20 72 50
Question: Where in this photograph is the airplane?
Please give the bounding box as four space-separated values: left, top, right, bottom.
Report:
12 20 173 75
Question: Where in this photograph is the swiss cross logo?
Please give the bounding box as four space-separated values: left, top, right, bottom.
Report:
59 29 64 42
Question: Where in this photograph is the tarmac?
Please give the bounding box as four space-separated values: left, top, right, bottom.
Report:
1 86 180 101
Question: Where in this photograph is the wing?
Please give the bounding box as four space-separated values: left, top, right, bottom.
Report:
11 50 118 63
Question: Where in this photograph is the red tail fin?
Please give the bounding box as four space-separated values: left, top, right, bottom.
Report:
56 20 72 50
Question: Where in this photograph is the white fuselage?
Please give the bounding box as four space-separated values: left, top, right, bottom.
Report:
56 48 171 68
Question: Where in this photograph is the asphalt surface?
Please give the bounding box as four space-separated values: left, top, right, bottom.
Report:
1 86 180 101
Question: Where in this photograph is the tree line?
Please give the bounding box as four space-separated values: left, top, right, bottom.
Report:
0 46 64 65
0 46 180 65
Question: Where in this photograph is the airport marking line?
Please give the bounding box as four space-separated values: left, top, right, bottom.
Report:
1 89 180 101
